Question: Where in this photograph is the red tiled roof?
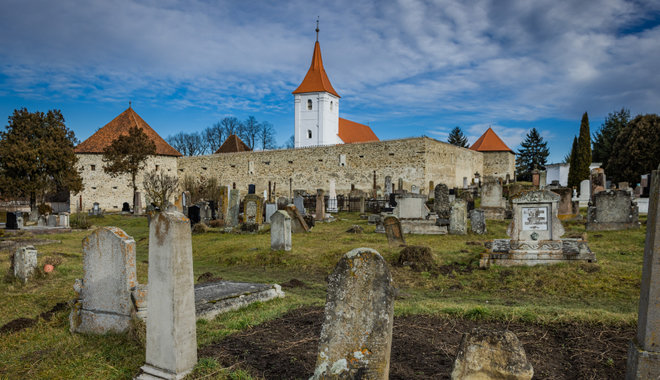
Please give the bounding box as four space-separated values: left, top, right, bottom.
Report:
74 107 182 156
469 127 513 152
215 134 251 154
338 118 379 144
292 41 340 98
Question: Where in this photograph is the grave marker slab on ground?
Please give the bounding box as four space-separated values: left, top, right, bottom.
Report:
311 248 394 380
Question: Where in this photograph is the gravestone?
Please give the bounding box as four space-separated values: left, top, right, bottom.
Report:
243 194 264 225
359 195 366 214
248 184 256 194
626 164 660 379
310 248 394 380
133 191 142 215
552 187 578 220
315 189 325 221
481 176 506 220
385 176 392 197
270 210 292 251
327 180 338 213
293 195 306 215
449 199 468 235
579 179 591 207
458 190 475 213
264 203 277 224
47 214 57 227
70 227 137 334
619 182 629 190
208 200 217 220
411 185 419 194
470 209 487 234
539 170 547 188
187 205 201 226
92 202 101 216
198 202 212 225
227 189 240 227
13 246 38 283
5 212 22 230
384 216 406 246
586 190 639 231
398 178 404 191
393 193 428 219
37 215 47 227
590 168 606 197
434 184 451 224
277 196 289 210
58 213 70 228
122 202 130 212
285 204 309 233
532 170 540 187
218 186 229 221
139 211 197 379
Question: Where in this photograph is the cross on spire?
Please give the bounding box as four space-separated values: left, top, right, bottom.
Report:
315 17 319 41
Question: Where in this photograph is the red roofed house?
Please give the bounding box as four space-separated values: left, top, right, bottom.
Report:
469 127 516 179
293 35 378 147
72 106 182 212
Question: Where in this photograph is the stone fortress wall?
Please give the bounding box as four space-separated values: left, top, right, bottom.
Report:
70 154 178 212
482 151 516 180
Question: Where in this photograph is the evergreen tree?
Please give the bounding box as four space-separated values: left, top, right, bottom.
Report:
103 126 157 206
606 114 660 183
515 128 549 181
447 126 469 148
592 108 630 167
0 108 83 209
567 112 592 188
567 136 579 187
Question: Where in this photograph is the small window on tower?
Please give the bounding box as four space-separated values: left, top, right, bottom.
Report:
307 99 313 110
307 130 312 139
330 101 334 111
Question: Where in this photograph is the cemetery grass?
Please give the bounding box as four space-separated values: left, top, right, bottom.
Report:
0 211 645 379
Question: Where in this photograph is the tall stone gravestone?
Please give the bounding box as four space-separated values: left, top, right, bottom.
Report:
264 203 277 224
385 176 392 197
139 211 197 379
310 248 394 380
243 194 264 225
218 186 229 222
481 176 506 220
434 184 451 225
293 195 306 215
578 179 591 207
327 180 338 213
13 245 37 283
227 189 240 227
270 210 292 251
470 209 487 234
70 227 137 334
552 187 578 220
449 199 467 235
586 190 639 231
384 216 406 246
627 165 660 379
133 191 142 215
47 214 58 227
590 168 606 197
315 189 325 221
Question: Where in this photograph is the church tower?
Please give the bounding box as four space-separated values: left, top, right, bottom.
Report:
293 22 341 148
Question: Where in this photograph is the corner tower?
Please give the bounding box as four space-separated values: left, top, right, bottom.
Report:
293 24 341 148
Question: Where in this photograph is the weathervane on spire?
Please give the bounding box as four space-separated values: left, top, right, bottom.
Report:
315 16 319 41
129 100 132 108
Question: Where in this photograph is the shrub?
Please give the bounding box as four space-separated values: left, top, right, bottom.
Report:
70 213 91 229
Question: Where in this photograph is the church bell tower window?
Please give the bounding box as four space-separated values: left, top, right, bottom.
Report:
307 129 313 139
307 99 313 110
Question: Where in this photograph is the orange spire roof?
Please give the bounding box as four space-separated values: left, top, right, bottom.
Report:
75 107 182 156
214 134 251 154
469 127 513 152
293 41 340 98
338 118 379 144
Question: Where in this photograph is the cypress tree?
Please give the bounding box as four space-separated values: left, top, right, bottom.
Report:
567 136 579 187
568 112 592 188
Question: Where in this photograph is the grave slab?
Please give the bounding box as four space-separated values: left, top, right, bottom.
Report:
195 281 285 321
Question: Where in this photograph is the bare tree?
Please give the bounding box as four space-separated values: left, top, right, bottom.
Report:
143 169 179 208
203 122 225 153
240 116 260 150
166 132 208 156
220 116 243 137
258 121 277 150
284 134 295 149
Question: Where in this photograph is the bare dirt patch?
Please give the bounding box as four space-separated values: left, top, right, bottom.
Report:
199 307 634 380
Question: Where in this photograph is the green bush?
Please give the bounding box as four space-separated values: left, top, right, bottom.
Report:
70 213 91 229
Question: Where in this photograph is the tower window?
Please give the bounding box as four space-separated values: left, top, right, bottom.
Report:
307 130 312 139
307 99 313 110
330 101 334 111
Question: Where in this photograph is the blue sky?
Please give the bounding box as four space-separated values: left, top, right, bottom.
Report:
1 0 659 163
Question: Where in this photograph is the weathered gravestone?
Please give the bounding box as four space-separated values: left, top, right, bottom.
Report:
138 211 197 379
264 203 277 224
218 186 229 221
277 196 289 210
47 214 57 227
327 180 338 213
122 202 131 213
270 210 292 251
384 176 392 197
187 205 201 226
470 209 487 234
578 179 591 207
487 190 595 266
285 204 309 233
70 227 137 334
12 245 38 283
92 202 101 216
384 216 406 246
449 199 467 235
243 194 264 225
394 193 428 219
434 184 451 225
293 195 306 215
627 164 660 379
586 190 639 231
133 191 143 215
590 168 606 197
481 176 507 220
227 189 240 226
5 211 22 230
58 213 70 228
316 189 325 221
552 187 579 220
451 328 533 380
310 248 394 380
37 215 47 227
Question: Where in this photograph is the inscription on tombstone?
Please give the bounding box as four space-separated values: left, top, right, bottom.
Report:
270 210 292 251
434 184 451 222
243 194 263 225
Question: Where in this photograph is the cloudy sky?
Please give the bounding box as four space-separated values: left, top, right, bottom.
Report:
1 0 659 162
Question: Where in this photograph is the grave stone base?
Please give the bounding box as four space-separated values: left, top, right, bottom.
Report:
76 309 132 334
482 207 506 220
627 340 660 380
195 281 285 321
486 239 595 266
586 219 640 231
376 218 447 234
137 364 192 380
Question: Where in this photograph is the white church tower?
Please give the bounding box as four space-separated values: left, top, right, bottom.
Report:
293 22 341 148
